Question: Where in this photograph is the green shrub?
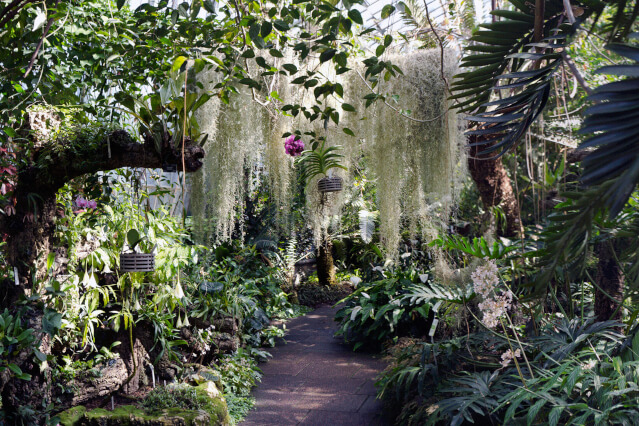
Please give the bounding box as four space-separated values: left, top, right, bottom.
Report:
224 394 255 425
425 319 637 426
217 349 262 397
334 268 468 350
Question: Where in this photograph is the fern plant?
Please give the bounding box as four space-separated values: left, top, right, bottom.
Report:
427 319 633 425
428 370 506 426
377 335 484 401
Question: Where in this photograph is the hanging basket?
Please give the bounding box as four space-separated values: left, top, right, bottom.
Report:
120 252 155 272
162 163 178 173
317 176 343 193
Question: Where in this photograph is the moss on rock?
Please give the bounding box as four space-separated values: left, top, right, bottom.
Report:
58 404 228 426
58 405 87 425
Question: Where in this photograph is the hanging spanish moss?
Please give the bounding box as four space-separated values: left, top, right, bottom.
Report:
191 70 268 244
341 49 466 258
190 49 465 253
266 111 294 228
281 55 351 247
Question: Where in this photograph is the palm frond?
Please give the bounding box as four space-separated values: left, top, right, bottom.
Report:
533 318 624 364
284 234 298 270
529 185 607 295
603 0 639 42
452 0 602 156
254 239 278 251
429 234 517 259
428 371 503 426
580 40 639 217
403 281 473 305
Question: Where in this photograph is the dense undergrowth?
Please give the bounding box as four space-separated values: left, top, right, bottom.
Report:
1 0 639 425
0 171 307 425
332 227 639 425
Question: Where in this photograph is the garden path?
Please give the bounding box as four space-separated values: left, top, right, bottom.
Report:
240 305 391 426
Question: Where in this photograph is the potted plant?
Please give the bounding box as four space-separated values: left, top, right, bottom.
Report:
120 229 155 272
293 136 347 193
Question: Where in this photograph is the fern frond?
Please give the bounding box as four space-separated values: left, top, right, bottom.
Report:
358 209 377 243
403 282 473 305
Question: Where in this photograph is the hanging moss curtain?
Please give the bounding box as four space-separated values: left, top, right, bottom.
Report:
189 49 466 257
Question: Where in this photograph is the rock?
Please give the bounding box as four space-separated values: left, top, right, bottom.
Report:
185 373 220 390
158 357 178 380
58 406 87 425
69 356 128 406
210 333 239 355
196 381 221 399
58 373 230 426
211 317 237 334
183 366 221 388
59 405 223 425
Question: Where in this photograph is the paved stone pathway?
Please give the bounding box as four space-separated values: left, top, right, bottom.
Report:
241 305 391 426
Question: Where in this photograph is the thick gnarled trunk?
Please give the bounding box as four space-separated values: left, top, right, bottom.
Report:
468 134 522 238
594 241 624 322
317 239 336 286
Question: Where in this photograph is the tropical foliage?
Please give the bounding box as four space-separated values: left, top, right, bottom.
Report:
1 0 639 424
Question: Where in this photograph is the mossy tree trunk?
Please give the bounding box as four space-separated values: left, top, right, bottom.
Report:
468 133 522 238
594 241 624 322
317 238 336 286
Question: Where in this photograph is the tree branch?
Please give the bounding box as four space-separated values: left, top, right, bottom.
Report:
24 1 59 78
0 0 27 27
17 130 205 199
534 0 545 43
561 50 593 96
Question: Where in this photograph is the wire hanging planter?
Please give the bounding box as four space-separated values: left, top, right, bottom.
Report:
162 163 178 173
120 170 156 273
120 252 155 272
317 176 343 193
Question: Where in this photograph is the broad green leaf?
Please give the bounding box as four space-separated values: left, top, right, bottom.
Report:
320 49 337 63
381 4 395 19
7 363 22 375
172 56 188 73
261 21 272 38
348 9 363 25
